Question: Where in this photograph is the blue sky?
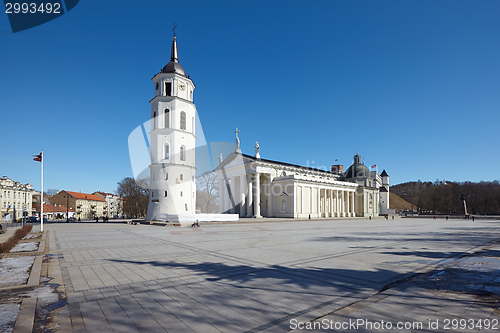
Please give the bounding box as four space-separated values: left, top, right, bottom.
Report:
1 0 499 194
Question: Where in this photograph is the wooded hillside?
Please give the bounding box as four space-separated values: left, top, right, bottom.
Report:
390 180 500 215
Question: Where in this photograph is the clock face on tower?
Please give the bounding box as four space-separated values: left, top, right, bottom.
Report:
179 83 186 91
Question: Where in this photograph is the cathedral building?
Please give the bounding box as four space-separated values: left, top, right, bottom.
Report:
215 145 392 219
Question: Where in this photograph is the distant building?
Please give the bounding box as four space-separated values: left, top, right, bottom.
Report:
51 191 105 219
33 203 75 220
0 176 35 221
94 192 123 218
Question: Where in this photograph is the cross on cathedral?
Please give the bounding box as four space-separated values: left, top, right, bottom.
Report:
172 22 178 37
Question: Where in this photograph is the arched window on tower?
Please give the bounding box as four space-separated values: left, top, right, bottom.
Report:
153 111 157 129
180 145 186 161
164 109 169 128
164 144 169 159
180 111 186 130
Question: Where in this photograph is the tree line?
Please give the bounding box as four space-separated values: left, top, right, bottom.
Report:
391 180 500 215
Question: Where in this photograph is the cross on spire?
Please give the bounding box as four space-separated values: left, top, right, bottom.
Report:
172 22 178 37
234 127 240 137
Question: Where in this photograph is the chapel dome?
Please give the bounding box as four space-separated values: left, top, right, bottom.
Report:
344 153 370 179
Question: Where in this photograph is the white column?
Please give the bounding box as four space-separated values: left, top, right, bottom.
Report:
269 176 274 217
254 173 261 218
316 187 321 217
347 191 351 217
341 190 345 217
351 191 355 217
224 179 230 214
330 189 333 217
240 175 245 217
333 190 339 217
246 174 253 217
219 175 224 214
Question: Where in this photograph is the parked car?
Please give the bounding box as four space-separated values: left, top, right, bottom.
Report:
27 216 38 223
38 217 47 223
0 223 4 234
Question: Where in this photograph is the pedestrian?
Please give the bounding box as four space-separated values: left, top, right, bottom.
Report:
446 216 448 220
433 215 436 220
96 216 99 222
369 216 371 220
472 215 475 222
78 217 81 222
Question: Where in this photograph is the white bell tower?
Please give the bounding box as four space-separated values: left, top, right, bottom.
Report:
146 33 197 221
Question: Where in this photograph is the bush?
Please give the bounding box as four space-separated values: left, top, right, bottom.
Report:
0 225 33 253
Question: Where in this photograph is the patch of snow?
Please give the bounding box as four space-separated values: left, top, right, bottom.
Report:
0 303 20 333
26 286 59 307
24 234 40 240
0 256 35 288
10 242 39 253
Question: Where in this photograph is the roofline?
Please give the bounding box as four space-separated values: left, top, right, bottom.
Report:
214 152 338 175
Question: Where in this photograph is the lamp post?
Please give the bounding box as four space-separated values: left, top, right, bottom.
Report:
65 192 69 222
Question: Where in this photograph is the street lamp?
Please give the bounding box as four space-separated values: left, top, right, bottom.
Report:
65 192 69 222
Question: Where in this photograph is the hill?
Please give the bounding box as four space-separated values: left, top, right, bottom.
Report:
390 180 500 214
389 192 413 212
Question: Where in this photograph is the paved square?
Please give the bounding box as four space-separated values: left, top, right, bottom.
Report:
44 218 500 332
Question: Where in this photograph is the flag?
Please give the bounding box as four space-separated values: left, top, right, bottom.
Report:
33 152 42 162
371 164 376 168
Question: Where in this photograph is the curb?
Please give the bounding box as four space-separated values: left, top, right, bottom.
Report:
12 297 37 333
11 230 46 332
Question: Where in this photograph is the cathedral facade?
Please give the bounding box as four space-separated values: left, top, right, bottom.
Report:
215 148 392 219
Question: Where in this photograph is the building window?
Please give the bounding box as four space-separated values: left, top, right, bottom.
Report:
180 146 186 161
164 191 167 197
165 82 171 96
164 109 169 128
153 111 157 129
165 173 168 180
180 174 183 181
152 191 154 198
180 111 186 130
164 144 169 159
185 203 188 211
180 191 183 197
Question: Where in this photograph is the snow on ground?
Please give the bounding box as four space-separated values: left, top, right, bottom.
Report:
10 242 39 253
24 233 41 240
0 303 20 333
26 285 59 307
0 256 35 288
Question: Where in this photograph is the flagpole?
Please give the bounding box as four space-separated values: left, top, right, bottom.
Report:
41 150 44 232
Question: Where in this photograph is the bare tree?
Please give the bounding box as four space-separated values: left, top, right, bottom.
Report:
116 177 149 218
196 172 219 213
44 189 59 196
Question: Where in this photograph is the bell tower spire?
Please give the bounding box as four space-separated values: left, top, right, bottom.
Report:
171 22 178 62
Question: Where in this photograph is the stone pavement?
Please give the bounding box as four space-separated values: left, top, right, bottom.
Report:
40 218 500 332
